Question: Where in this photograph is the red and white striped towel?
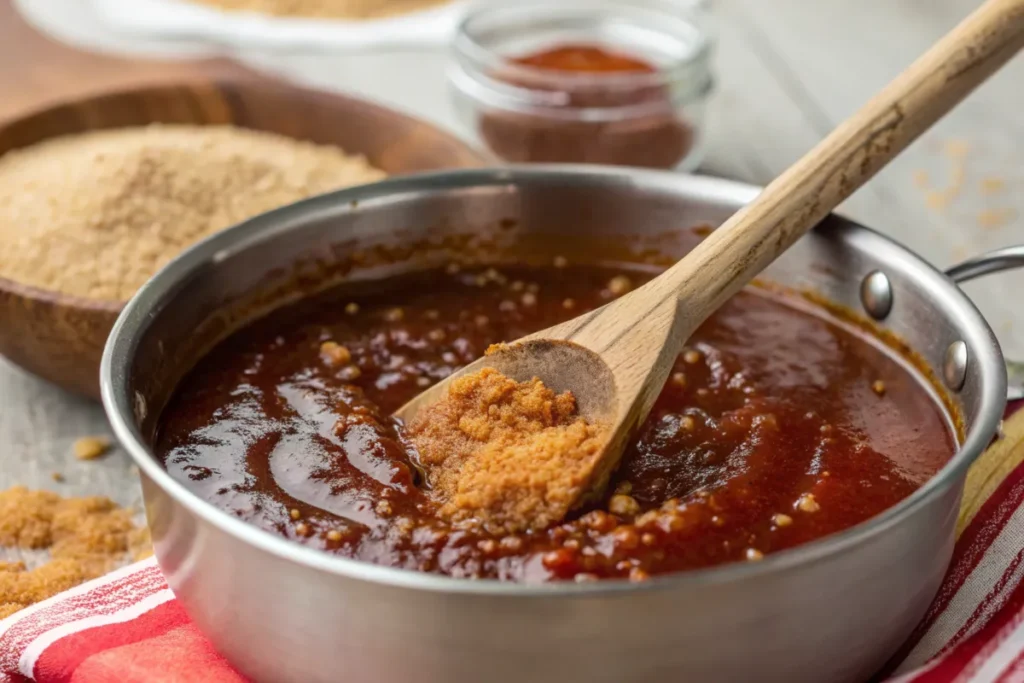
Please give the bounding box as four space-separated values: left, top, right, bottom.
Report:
4 405 1024 683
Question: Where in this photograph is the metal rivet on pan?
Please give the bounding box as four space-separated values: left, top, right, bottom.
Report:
943 341 968 392
860 271 893 320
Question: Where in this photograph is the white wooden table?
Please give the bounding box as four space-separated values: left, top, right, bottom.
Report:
4 0 1023 513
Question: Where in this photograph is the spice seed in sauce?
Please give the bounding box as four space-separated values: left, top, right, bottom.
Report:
319 341 351 367
796 494 821 513
629 567 650 582
607 275 632 296
289 508 301 520
554 256 568 268
326 529 343 542
613 526 640 550
609 495 641 518
773 513 793 527
295 522 311 537
683 349 702 364
563 298 576 310
671 372 687 388
872 380 887 396
500 536 523 552
345 302 360 315
745 548 764 561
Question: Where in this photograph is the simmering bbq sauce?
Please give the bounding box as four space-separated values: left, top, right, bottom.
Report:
157 262 955 582
476 44 695 168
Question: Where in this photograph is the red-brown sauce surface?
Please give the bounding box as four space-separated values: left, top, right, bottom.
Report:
157 262 955 582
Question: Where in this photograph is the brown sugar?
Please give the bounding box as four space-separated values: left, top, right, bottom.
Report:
407 368 608 532
72 436 111 461
0 124 384 302
189 0 450 19
977 208 1018 230
0 487 152 620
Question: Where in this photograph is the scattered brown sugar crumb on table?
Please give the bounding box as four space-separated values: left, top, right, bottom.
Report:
72 435 111 461
408 368 608 532
0 487 152 619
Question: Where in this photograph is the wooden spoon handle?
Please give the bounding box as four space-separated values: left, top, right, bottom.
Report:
663 0 1024 337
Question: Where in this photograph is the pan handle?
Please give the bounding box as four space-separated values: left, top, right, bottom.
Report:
945 246 1024 401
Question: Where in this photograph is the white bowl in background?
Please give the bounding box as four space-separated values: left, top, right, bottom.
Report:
89 0 473 52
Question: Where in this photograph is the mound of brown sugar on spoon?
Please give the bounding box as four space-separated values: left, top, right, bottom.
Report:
0 124 384 301
407 367 609 532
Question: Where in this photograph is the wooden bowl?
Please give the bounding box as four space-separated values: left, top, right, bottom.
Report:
0 79 487 399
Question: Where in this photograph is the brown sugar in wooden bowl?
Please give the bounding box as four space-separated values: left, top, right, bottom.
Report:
0 79 487 399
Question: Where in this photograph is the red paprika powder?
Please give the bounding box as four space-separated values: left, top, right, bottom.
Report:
449 3 714 170
475 43 696 168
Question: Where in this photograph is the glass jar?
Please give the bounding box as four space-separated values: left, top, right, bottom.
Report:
448 0 714 171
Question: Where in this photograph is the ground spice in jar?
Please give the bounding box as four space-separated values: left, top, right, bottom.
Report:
188 0 450 18
0 487 152 619
477 44 695 168
0 124 384 301
407 367 609 533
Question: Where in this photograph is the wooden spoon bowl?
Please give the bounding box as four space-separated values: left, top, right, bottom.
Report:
0 78 488 399
397 0 1024 517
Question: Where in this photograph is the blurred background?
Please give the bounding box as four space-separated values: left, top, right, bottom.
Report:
11 0 1021 348
0 0 1021 505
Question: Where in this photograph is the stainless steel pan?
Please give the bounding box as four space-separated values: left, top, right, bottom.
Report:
101 167 1017 683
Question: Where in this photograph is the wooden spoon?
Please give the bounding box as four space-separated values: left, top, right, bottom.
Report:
396 0 1024 506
